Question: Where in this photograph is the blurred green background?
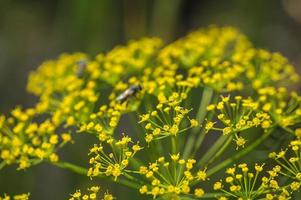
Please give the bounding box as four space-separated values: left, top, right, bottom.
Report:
0 0 301 199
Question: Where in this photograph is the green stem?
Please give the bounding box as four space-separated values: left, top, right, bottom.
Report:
196 135 229 168
194 88 215 131
183 87 214 159
171 136 177 154
206 128 274 177
129 112 144 142
52 161 89 176
128 112 146 170
51 161 141 189
129 157 144 171
191 94 218 157
123 172 145 187
197 135 234 168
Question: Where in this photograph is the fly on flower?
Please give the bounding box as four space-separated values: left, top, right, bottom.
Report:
76 59 87 78
116 84 142 103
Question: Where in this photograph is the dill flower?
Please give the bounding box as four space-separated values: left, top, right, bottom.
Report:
270 138 301 182
87 135 142 180
96 38 163 84
69 185 114 200
1 25 301 200
0 107 71 169
139 103 198 142
139 154 206 199
206 96 272 148
213 163 288 199
78 104 124 139
257 87 301 129
245 50 299 90
0 193 30 200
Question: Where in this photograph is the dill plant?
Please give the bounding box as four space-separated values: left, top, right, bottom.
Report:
0 26 301 200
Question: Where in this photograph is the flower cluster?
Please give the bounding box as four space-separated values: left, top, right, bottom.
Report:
28 38 162 96
139 154 206 199
69 186 114 200
96 38 163 84
213 163 289 199
1 26 301 200
27 53 100 127
206 96 272 148
78 102 127 141
0 193 30 200
269 138 301 181
87 135 142 180
187 60 246 92
27 38 162 129
156 26 299 94
141 69 200 108
256 87 301 128
245 50 299 91
27 53 89 97
267 128 301 198
139 104 198 142
158 26 251 69
0 107 71 169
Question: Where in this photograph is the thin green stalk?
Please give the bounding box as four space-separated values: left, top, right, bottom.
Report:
51 161 141 189
126 113 145 170
183 87 214 159
171 136 177 154
191 95 219 157
123 172 145 186
196 135 230 168
194 88 215 132
52 161 89 176
197 134 234 168
206 128 274 177
129 157 144 171
171 135 178 183
129 112 144 142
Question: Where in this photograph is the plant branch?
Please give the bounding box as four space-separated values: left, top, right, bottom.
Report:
196 134 234 168
206 128 274 177
183 87 214 159
51 161 141 189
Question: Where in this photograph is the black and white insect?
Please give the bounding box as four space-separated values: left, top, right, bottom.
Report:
76 59 87 78
116 84 143 103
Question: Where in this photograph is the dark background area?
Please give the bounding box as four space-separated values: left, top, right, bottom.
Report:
0 0 301 199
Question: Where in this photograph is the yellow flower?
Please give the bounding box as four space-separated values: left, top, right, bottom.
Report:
235 137 246 149
61 133 72 143
132 144 142 152
290 182 300 191
190 119 199 127
295 128 301 138
261 120 271 129
196 170 207 181
49 153 59 162
169 125 179 135
205 121 215 133
222 127 232 135
194 188 204 197
206 104 215 111
213 182 222 190
171 153 180 161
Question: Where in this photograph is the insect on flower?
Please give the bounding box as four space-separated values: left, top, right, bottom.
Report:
116 84 142 103
76 59 87 78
